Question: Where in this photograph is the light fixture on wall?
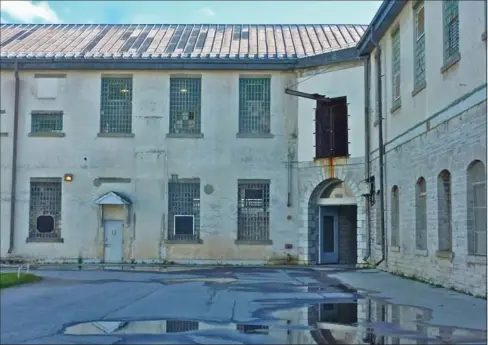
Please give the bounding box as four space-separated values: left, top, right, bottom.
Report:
180 88 188 93
64 173 73 182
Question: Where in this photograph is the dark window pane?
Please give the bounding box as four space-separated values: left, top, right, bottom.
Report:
37 215 54 233
323 216 335 252
174 215 194 235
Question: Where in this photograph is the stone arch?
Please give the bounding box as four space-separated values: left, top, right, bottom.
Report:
298 166 366 264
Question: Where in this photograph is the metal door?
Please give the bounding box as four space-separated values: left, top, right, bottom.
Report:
104 220 124 263
319 207 339 264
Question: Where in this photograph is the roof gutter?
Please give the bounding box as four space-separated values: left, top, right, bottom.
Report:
0 47 361 71
8 60 20 254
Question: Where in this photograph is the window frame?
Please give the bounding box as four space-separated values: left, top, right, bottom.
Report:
237 180 271 243
391 27 401 103
415 177 428 251
442 0 460 62
238 77 271 135
168 77 202 136
29 110 64 135
99 76 133 135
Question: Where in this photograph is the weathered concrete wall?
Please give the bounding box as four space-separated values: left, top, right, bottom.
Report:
0 69 302 263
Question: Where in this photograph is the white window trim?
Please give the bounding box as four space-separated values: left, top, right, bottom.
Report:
174 214 195 236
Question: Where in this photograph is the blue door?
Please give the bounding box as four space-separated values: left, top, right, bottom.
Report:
319 207 339 264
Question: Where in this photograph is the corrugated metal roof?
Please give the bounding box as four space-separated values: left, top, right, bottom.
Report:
0 24 368 60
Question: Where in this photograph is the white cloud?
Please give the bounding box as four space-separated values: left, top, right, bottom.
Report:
199 7 215 17
0 1 61 23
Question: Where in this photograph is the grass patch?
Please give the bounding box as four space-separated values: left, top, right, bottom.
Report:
0 273 42 289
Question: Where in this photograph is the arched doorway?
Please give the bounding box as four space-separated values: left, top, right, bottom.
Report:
305 178 359 265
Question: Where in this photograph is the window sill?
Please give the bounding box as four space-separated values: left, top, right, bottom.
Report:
165 239 203 244
0 132 8 137
235 240 273 245
415 249 428 257
411 81 426 97
26 237 64 243
166 133 204 139
482 31 487 41
390 101 401 114
97 133 135 138
435 250 454 261
440 52 461 74
467 255 487 265
236 133 275 139
28 132 65 137
390 246 400 253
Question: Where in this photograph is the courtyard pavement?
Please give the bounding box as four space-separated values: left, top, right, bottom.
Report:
0 267 486 344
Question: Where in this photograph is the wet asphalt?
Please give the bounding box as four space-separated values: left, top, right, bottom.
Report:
0 267 486 344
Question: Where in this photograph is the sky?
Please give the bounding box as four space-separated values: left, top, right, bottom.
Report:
0 1 382 25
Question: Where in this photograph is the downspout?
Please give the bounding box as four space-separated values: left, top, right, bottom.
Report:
8 61 20 254
371 38 386 267
362 55 372 262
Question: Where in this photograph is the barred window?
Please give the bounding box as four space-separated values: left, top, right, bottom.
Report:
238 77 271 134
169 78 201 134
166 320 199 332
415 177 427 250
413 1 426 87
100 77 133 134
375 190 382 245
467 160 487 256
237 180 270 241
391 28 401 103
29 178 62 240
31 111 63 133
390 186 400 247
168 179 200 241
443 0 459 61
437 170 452 252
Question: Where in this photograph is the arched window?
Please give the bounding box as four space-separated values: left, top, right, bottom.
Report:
376 190 382 245
415 177 427 250
437 170 452 252
391 186 400 247
467 160 487 256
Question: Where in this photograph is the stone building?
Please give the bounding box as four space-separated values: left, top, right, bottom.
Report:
0 23 368 266
0 0 486 297
358 0 487 297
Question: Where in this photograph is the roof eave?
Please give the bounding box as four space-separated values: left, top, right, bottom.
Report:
0 57 296 71
356 0 408 57
0 48 361 71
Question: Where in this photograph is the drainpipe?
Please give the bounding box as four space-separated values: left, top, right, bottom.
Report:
8 61 20 254
362 55 372 262
371 38 386 267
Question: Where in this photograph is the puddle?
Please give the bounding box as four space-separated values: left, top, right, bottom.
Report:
63 300 487 344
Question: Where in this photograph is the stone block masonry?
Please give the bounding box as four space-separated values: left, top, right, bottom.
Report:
369 100 487 297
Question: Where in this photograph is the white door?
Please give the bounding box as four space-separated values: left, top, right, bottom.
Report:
104 220 124 263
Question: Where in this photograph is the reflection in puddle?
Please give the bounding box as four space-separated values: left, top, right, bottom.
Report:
64 300 487 344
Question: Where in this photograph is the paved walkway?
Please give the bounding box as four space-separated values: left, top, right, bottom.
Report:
0 267 486 344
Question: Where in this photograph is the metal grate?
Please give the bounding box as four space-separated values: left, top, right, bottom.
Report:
237 181 270 241
415 177 427 250
166 320 199 333
390 186 400 247
29 178 62 240
467 160 487 256
238 78 271 134
437 170 452 252
414 2 426 87
443 0 459 61
168 179 200 241
100 77 133 133
237 324 269 334
31 111 63 133
391 28 401 102
375 190 382 245
169 78 201 134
